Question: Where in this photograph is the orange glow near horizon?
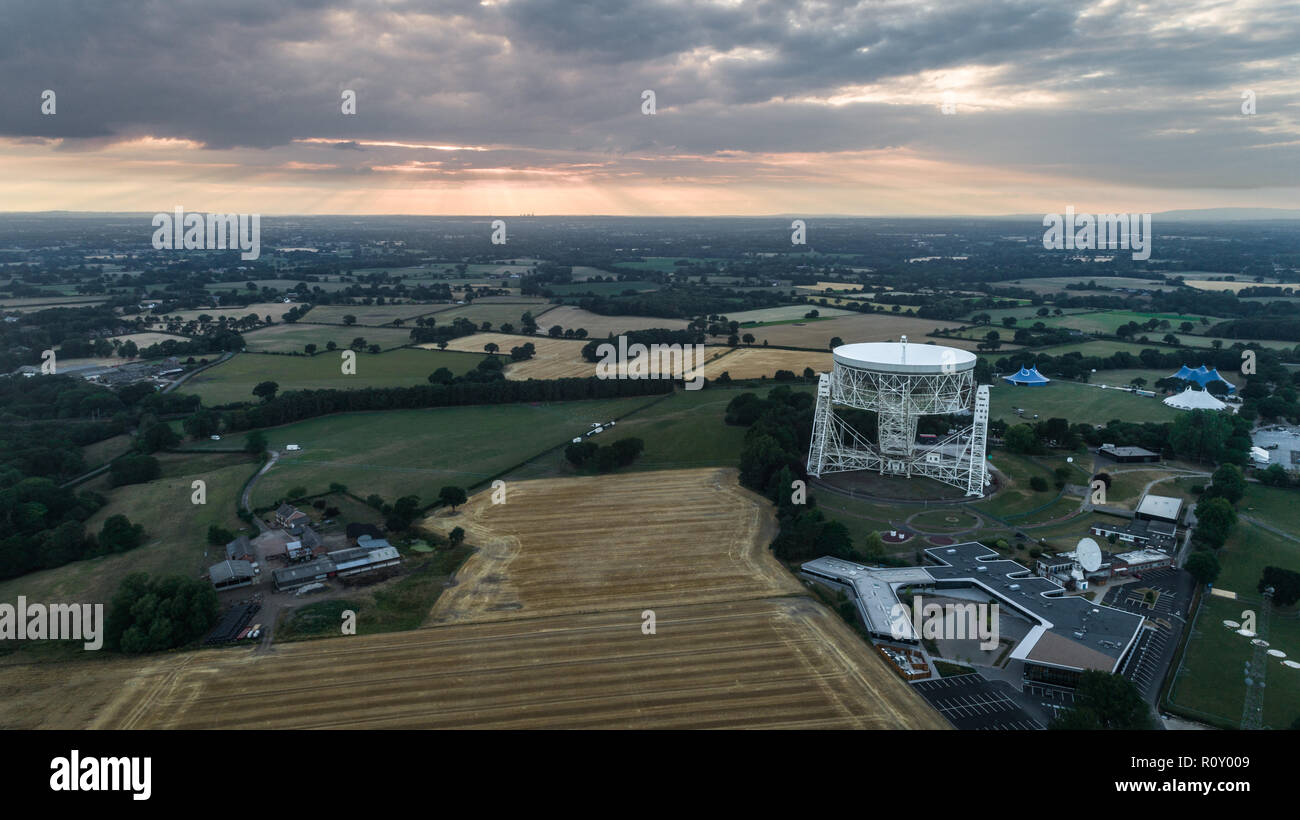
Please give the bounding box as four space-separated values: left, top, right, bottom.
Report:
0 136 1292 216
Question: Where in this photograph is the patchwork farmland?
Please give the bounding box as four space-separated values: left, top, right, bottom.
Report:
1 469 945 730
435 332 595 379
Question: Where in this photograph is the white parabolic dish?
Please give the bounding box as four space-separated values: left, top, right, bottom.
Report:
832 342 976 375
1076 537 1103 573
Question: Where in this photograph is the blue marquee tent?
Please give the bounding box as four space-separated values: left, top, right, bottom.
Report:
1003 365 1051 386
1170 364 1235 394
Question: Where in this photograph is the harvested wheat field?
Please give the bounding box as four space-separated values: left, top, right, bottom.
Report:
421 468 801 622
433 332 595 380
0 468 944 729
688 347 832 381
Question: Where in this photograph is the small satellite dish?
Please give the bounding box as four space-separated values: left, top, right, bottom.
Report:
1075 537 1102 573
1067 457 1074 463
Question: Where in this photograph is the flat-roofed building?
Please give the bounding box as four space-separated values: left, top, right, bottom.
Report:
801 557 932 642
1111 549 1174 577
802 541 1145 689
1099 444 1160 463
1135 494 1183 524
1090 517 1177 553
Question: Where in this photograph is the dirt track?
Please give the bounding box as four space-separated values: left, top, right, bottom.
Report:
0 468 946 730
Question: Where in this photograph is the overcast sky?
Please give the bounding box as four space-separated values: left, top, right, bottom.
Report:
0 0 1296 215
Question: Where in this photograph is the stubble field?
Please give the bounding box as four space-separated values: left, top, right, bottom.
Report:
1 468 945 730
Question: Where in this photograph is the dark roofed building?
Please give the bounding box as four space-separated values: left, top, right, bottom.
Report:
275 503 309 530
298 525 323 551
272 558 334 591
225 534 253 561
210 559 255 590
1098 444 1160 463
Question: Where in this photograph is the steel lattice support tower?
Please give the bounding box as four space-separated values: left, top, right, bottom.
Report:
806 339 989 497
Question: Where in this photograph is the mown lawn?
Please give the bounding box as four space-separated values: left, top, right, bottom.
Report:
989 380 1177 425
1168 595 1300 729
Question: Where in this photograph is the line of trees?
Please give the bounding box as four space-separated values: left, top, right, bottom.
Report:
728 387 883 564
564 437 645 472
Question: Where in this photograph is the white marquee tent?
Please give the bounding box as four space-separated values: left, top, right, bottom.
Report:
1163 387 1228 411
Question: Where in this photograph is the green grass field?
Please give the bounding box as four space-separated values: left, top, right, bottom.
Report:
1167 483 1300 728
506 386 765 480
989 380 1178 425
976 452 1060 520
1086 368 1177 388
1014 339 1165 359
1098 469 1172 507
79 434 134 470
231 396 665 507
1168 594 1300 729
815 493 912 553
0 458 254 607
180 348 489 406
242 323 416 353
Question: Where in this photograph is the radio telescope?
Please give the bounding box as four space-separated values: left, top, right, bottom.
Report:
806 337 990 496
1075 538 1103 573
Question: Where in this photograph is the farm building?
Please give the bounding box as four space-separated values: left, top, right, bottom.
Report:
272 539 401 591
332 544 401 578
285 525 324 560
225 534 253 561
209 559 255 590
272 559 333 592
274 503 309 530
1098 444 1160 463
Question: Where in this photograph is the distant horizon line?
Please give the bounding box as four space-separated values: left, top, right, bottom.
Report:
3 207 1300 221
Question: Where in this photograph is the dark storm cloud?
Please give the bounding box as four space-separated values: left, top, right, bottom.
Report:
0 0 1295 188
